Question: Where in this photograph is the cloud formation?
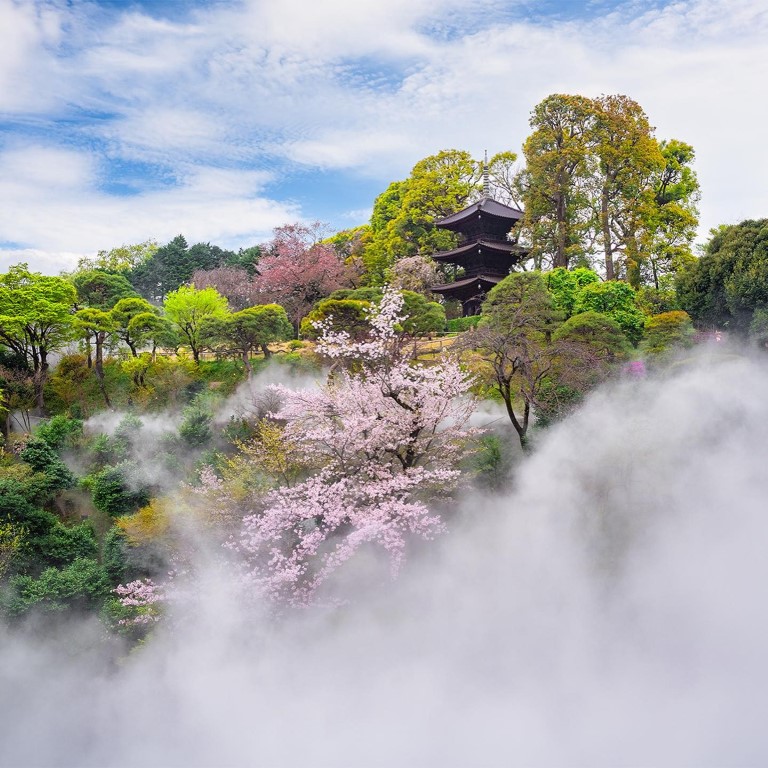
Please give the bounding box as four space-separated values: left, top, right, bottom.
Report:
0 0 766 272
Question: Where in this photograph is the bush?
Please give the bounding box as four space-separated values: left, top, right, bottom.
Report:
102 526 129 584
35 414 83 451
446 316 482 333
86 462 151 517
19 439 75 492
6 558 111 616
641 310 695 355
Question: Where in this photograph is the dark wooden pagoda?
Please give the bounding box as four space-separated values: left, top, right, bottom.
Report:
430 196 527 315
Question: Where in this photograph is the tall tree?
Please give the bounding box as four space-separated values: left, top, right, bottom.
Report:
518 94 596 269
590 94 664 281
110 297 159 357
364 149 482 282
0 265 76 414
73 308 116 407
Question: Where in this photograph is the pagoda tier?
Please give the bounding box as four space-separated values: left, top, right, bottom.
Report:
431 238 528 278
431 274 505 317
430 197 527 316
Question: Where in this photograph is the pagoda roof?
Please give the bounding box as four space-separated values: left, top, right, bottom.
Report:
431 238 526 263
436 197 524 230
431 274 505 295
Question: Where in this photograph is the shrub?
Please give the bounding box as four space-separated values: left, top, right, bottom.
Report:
86 462 151 517
641 310 695 355
446 315 482 333
6 558 111 616
35 414 83 451
19 439 75 492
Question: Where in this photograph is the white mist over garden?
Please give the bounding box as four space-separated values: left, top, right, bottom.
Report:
2 352 768 766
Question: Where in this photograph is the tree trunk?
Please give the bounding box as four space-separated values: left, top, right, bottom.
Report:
94 332 112 409
602 186 615 281
554 189 568 269
260 343 272 359
243 350 253 378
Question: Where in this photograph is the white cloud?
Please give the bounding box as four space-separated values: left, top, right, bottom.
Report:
0 0 766 272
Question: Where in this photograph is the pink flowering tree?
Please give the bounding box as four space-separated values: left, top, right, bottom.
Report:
114 578 164 627
252 222 352 331
236 289 478 605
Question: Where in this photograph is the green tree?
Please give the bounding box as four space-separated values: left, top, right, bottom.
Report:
364 150 482 282
677 219 768 333
73 308 116 407
465 272 561 450
638 140 700 290
590 94 665 282
300 299 372 341
640 310 695 356
0 265 76 413
110 297 159 357
76 240 158 274
518 94 596 269
164 285 230 364
209 304 293 374
71 270 138 310
544 267 600 316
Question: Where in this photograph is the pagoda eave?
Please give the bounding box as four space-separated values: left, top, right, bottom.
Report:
431 239 526 263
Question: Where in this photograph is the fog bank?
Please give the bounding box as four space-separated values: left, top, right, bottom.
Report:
2 353 768 767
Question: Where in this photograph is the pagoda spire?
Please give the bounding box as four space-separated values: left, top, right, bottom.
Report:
482 149 490 199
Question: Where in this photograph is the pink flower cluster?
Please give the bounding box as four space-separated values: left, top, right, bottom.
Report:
114 578 164 626
237 289 478 605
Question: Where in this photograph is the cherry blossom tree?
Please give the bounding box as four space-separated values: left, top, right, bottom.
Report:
252 223 351 331
236 289 478 605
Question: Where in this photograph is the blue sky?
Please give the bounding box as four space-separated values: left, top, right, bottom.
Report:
1 0 766 273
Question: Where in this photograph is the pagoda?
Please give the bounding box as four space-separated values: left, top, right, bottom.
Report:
430 191 527 316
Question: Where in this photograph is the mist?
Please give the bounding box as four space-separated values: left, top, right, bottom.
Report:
2 352 768 767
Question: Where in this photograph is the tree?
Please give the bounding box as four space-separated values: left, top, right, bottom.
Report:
110 297 159 357
252 222 350 331
363 150 482 282
76 240 158 274
518 94 597 269
677 219 768 333
71 270 138 310
0 265 76 414
590 95 664 281
640 310 694 356
638 139 700 290
544 266 600 316
163 285 230 364
128 237 237 303
235 290 477 605
190 267 259 311
208 304 293 375
300 299 372 341
464 272 561 450
386 255 441 297
72 308 116 407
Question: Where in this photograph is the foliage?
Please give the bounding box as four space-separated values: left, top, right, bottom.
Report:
35 414 83 451
191 267 259 312
206 304 293 371
76 240 158 274
544 267 600 316
252 222 351 330
0 264 77 413
677 219 768 334
178 404 213 447
71 270 137 309
0 520 25 581
86 462 151 517
6 558 111 616
20 438 75 492
445 315 483 333
129 235 237 303
517 94 699 282
640 311 695 356
572 280 646 345
301 299 372 340
164 284 230 364
749 308 768 348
